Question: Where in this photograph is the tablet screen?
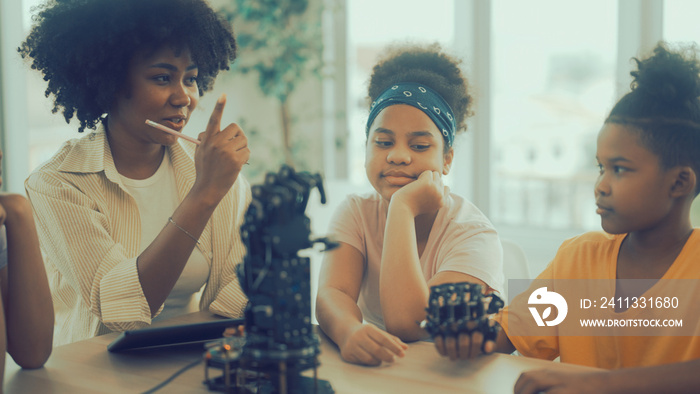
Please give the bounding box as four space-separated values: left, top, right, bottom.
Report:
107 318 244 352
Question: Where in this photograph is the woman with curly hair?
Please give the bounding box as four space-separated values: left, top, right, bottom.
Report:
19 0 250 345
316 44 504 366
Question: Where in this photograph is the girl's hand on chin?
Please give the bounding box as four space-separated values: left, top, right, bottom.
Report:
390 170 445 217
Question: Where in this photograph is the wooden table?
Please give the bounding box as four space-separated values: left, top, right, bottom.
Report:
3 312 594 393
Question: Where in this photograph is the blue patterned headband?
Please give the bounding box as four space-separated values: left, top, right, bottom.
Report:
366 82 456 147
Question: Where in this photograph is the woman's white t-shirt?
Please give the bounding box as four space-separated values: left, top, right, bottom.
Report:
120 151 210 322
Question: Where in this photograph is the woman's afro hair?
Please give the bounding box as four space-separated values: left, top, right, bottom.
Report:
18 0 237 132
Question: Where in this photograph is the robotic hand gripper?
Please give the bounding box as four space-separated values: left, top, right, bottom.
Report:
420 283 504 346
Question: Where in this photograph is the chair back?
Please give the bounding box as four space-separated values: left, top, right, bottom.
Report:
500 239 531 301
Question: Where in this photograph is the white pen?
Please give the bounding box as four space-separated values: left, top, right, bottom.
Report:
145 119 200 145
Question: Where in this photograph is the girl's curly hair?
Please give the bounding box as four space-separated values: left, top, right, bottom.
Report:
368 43 472 135
19 0 237 132
607 42 700 194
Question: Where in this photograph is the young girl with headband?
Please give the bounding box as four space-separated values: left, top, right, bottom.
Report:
316 44 504 366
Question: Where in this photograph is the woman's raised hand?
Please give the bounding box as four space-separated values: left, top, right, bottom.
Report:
193 94 250 204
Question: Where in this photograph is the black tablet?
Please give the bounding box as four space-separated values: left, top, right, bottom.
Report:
107 318 244 352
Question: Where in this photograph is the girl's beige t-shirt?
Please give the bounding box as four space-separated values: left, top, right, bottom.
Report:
327 190 504 330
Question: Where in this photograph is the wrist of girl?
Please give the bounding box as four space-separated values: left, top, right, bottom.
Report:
389 198 418 217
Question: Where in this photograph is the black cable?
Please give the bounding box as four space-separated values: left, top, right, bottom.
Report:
141 358 202 394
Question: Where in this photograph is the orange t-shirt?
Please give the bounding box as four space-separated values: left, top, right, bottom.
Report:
497 230 700 369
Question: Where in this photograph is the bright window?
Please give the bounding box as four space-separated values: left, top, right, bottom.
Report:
664 0 700 44
490 0 618 230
